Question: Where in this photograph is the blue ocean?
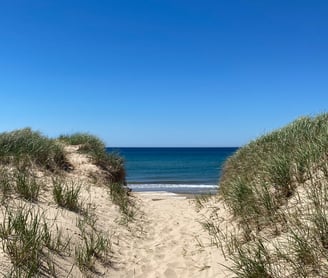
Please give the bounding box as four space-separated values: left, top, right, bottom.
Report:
106 148 238 194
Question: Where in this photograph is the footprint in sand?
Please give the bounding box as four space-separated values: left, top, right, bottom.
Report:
164 268 178 278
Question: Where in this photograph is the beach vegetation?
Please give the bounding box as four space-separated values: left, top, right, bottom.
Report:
59 132 134 221
14 169 41 202
52 178 82 212
75 223 111 273
0 167 12 201
0 128 68 171
58 132 126 183
0 204 69 277
109 182 135 221
0 127 130 276
74 204 112 273
202 113 328 277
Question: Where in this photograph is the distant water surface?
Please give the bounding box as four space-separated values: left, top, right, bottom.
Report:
106 148 238 194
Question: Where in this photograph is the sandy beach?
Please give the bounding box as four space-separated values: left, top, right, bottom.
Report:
108 191 232 278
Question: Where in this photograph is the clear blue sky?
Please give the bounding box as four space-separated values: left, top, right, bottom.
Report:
0 0 327 147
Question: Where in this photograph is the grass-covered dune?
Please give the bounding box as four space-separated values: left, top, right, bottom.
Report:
59 132 126 183
210 113 328 277
0 128 134 277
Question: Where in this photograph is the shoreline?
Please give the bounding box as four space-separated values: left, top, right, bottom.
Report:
133 191 196 200
132 190 214 200
128 184 218 196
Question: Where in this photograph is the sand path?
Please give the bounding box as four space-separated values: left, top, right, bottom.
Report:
110 192 232 278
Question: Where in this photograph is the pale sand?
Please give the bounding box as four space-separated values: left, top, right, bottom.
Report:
108 191 233 278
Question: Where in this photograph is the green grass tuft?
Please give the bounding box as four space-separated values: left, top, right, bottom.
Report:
0 128 68 171
75 206 111 273
109 182 135 221
0 205 68 276
52 178 82 212
0 167 12 201
14 170 40 202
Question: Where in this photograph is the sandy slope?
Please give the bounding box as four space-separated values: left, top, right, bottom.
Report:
108 192 232 278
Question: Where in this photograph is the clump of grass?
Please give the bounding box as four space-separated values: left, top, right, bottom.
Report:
59 132 105 150
79 202 98 228
14 170 40 202
75 228 111 272
306 175 328 250
75 208 111 273
53 178 82 212
0 128 69 171
0 167 42 202
194 193 212 211
109 182 135 221
0 205 68 276
104 152 126 183
228 239 276 278
0 167 12 201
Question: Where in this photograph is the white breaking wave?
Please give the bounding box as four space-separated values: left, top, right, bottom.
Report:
128 184 218 189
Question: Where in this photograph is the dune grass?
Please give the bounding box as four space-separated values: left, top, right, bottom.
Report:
52 178 82 212
220 113 328 229
14 169 41 202
0 167 12 201
202 113 328 277
59 133 106 159
0 204 69 277
75 219 111 273
109 182 135 221
0 168 41 203
0 128 68 171
59 132 134 221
